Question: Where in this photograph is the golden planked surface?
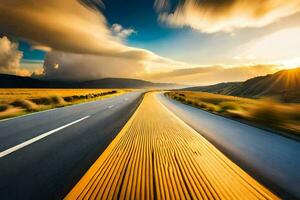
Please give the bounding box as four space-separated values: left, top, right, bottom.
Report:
66 92 278 200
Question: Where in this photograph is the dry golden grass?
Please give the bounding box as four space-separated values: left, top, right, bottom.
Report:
166 91 300 135
0 89 130 104
0 88 130 119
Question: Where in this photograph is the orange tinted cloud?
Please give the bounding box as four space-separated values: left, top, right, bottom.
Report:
146 64 279 85
0 36 31 76
41 51 146 81
156 0 300 33
0 0 196 76
41 50 279 84
0 0 150 59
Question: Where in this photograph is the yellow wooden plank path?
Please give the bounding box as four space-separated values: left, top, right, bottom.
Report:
66 92 279 200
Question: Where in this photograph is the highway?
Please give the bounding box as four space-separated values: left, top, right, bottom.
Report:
0 91 297 199
0 92 143 200
67 92 277 200
158 93 300 199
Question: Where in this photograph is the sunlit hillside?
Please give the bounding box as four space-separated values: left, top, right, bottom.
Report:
185 68 300 102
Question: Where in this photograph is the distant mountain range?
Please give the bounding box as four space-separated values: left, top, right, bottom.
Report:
0 74 178 89
184 68 300 102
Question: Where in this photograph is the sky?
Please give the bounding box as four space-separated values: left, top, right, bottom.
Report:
0 0 300 85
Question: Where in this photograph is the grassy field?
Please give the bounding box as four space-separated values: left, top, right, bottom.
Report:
0 88 130 119
165 91 300 136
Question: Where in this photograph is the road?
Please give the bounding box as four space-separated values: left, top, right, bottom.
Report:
67 92 277 200
157 93 300 199
0 91 143 200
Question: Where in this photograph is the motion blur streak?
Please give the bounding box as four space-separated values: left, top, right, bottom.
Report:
155 0 300 33
66 92 278 200
0 0 149 58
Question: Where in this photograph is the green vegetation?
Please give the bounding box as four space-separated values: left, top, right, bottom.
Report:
165 91 300 136
0 89 125 119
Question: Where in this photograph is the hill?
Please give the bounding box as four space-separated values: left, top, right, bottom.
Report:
0 74 177 89
183 68 300 102
0 74 48 88
80 78 176 89
185 82 241 95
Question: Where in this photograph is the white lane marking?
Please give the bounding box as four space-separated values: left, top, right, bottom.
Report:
0 115 90 158
124 98 128 101
108 105 114 109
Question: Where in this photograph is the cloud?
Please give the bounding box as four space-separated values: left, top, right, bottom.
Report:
40 51 146 81
0 36 30 76
0 0 285 85
155 0 300 33
0 0 194 79
40 49 198 81
111 24 136 39
233 55 256 61
148 65 223 77
0 0 150 59
35 46 280 84
237 27 300 64
20 59 44 76
146 64 279 85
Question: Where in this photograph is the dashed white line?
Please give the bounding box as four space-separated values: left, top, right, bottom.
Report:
0 115 90 158
108 105 114 109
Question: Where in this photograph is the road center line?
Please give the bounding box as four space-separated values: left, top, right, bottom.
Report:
66 93 277 199
0 115 90 158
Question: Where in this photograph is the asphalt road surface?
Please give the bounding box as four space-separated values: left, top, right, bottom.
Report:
0 92 143 200
158 93 300 199
1 91 298 199
67 92 277 200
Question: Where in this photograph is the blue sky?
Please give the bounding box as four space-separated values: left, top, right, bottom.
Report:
16 0 190 63
19 0 182 61
19 41 46 61
17 0 300 66
104 0 175 42
1 0 300 84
